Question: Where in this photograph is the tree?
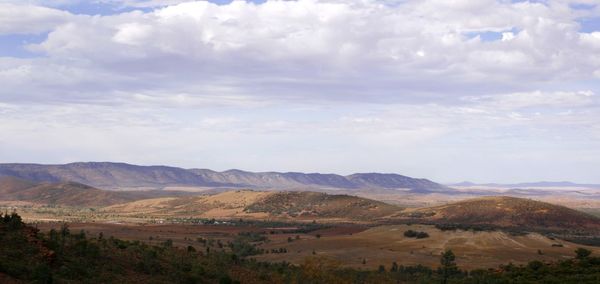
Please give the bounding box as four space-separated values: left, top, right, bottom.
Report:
527 260 543 271
416 232 429 239
391 261 399 272
440 250 458 284
404 230 417 238
300 256 341 283
575 248 592 259
7 212 23 230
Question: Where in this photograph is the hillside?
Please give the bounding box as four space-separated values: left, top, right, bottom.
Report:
257 224 600 270
0 176 195 207
0 162 450 192
347 173 449 193
398 196 600 231
105 190 402 221
190 169 359 189
5 213 600 283
0 162 228 189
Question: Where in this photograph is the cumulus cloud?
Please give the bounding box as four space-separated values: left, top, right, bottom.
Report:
0 0 599 182
0 3 73 34
0 0 596 105
0 1 597 103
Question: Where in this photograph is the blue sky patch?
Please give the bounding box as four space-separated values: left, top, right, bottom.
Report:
465 28 520 42
569 3 596 10
577 17 600 33
0 33 48 58
56 1 150 16
56 0 267 16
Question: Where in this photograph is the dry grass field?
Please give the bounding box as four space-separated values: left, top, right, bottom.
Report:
33 222 600 270
254 224 600 270
6 188 600 273
35 222 269 251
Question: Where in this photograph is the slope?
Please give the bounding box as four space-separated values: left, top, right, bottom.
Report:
0 176 196 207
398 196 600 231
105 190 402 221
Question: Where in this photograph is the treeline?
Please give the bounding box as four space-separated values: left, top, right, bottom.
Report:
2 212 600 283
166 217 330 234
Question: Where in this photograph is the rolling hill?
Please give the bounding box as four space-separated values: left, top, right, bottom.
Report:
398 196 600 231
0 162 450 192
105 190 402 221
0 176 195 207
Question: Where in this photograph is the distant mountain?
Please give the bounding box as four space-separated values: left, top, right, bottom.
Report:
0 162 450 193
347 173 448 193
0 176 197 207
451 181 600 189
189 169 358 189
0 162 229 189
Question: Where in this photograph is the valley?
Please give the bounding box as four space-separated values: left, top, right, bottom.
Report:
32 221 599 270
2 162 600 282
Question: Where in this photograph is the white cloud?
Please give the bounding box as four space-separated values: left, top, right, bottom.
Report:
0 3 73 34
463 90 596 110
1 0 600 182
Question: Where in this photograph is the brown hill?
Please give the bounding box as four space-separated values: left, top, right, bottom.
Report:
0 176 196 207
0 176 37 193
105 190 402 221
244 191 400 219
398 196 600 231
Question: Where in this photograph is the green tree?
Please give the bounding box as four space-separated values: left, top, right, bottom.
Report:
7 212 23 230
575 248 592 259
440 249 458 284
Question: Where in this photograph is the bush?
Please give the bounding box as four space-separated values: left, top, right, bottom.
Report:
416 232 429 239
404 230 429 239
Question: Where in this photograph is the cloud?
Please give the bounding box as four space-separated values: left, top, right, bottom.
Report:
0 3 73 35
0 0 596 107
0 0 599 182
462 90 596 110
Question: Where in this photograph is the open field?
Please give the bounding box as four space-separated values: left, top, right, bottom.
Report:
33 222 600 270
4 185 600 273
255 224 600 270
36 222 267 250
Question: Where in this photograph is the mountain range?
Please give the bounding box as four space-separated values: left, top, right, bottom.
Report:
0 162 449 193
452 181 600 189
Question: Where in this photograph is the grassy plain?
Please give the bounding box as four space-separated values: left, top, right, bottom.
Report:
33 222 600 270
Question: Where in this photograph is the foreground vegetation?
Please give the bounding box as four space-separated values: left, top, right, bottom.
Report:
2 213 600 283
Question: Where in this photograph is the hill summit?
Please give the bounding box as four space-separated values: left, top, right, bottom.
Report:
400 196 600 231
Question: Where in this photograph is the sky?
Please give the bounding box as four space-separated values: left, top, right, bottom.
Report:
0 0 599 183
